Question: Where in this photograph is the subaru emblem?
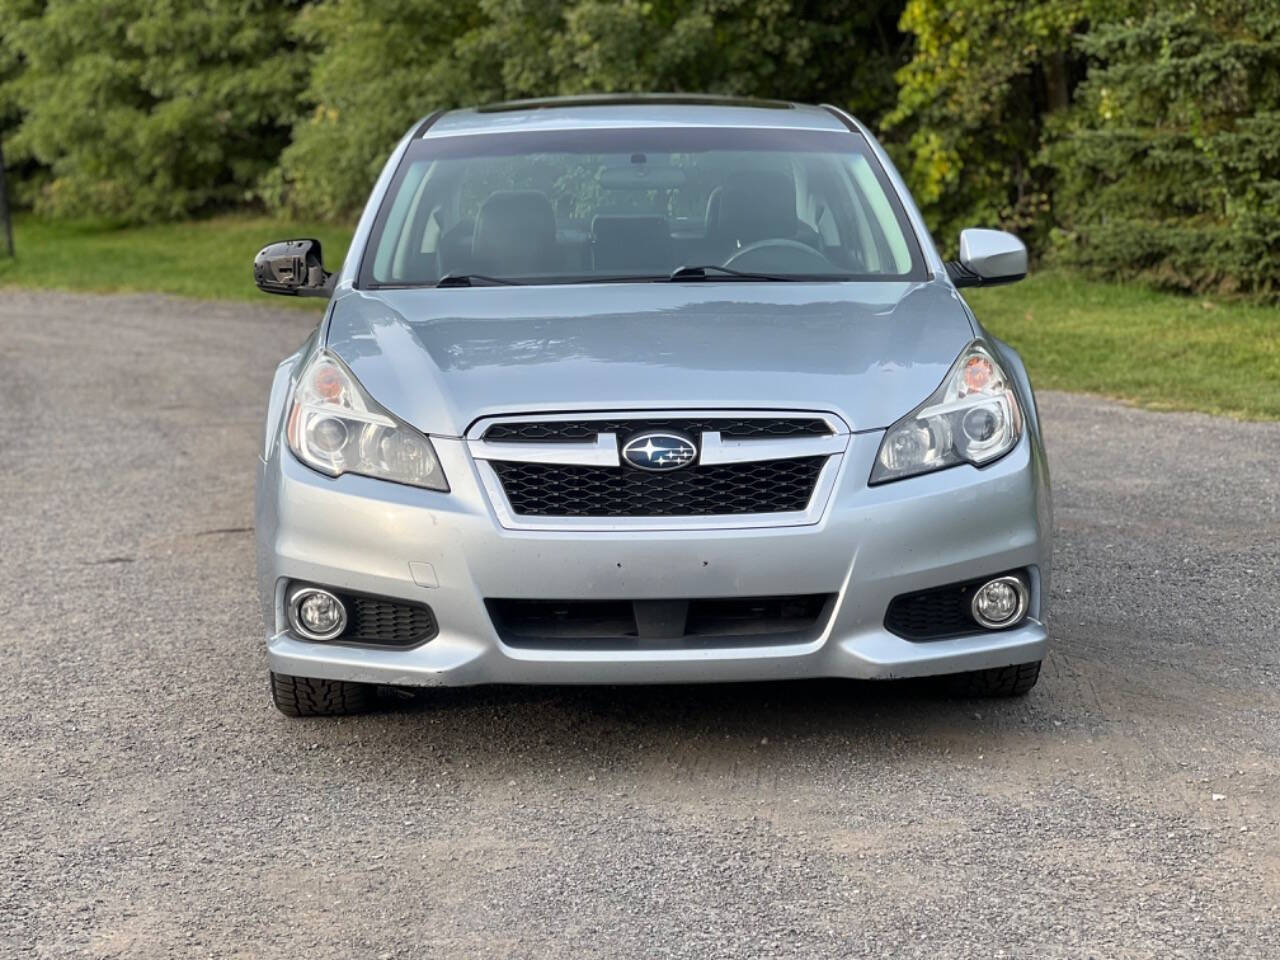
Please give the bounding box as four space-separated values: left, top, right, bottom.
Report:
621 432 697 472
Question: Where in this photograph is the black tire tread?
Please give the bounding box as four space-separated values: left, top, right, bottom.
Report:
943 660 1041 698
270 671 375 717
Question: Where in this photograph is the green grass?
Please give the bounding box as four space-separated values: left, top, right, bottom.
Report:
1 215 1276 418
968 272 1280 420
0 214 352 306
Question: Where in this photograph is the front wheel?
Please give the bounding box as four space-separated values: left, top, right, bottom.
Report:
942 661 1041 697
269 671 376 717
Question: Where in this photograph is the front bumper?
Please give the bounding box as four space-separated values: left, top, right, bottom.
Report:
256 430 1051 687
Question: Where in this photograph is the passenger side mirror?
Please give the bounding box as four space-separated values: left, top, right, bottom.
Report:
946 229 1027 288
254 239 334 297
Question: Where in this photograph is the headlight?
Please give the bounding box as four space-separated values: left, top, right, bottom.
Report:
870 342 1023 484
286 350 448 491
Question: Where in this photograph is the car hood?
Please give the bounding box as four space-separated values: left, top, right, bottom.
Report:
324 280 975 436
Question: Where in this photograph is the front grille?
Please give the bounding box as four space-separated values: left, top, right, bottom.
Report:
483 416 833 442
884 571 1028 641
488 594 833 649
490 456 825 516
344 595 437 646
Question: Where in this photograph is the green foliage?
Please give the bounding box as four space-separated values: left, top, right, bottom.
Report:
0 0 1276 300
0 0 308 222
0 0 45 206
265 0 494 221
1045 2 1280 297
885 0 1110 253
272 0 905 219
551 0 902 115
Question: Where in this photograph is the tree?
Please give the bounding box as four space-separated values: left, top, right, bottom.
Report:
0 0 48 210
271 0 907 220
1045 1 1280 297
885 0 1109 252
550 0 903 117
0 0 308 222
265 0 508 221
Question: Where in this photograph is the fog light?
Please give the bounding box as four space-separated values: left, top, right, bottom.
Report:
288 586 347 641
971 576 1028 629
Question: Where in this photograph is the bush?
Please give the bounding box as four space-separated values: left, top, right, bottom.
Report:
0 0 308 222
0 0 1275 301
271 0 906 220
263 0 495 221
1045 2 1280 297
883 0 1102 253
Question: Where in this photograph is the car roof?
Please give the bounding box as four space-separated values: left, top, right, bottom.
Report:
425 94 852 138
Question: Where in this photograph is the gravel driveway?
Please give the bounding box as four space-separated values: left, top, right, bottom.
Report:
2 290 1277 959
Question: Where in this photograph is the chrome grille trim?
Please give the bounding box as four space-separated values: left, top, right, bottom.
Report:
471 433 621 466
696 431 847 465
467 409 850 532
466 409 848 467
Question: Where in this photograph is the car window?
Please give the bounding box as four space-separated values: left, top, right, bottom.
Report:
362 126 926 286
846 154 912 274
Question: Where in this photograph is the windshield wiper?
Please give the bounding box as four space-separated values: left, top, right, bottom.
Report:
436 273 522 287
666 264 798 282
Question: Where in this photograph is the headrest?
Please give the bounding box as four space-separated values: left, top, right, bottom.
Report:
591 215 672 246
591 215 673 271
472 190 557 275
711 170 798 245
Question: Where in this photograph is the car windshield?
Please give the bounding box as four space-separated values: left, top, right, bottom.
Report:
361 125 925 287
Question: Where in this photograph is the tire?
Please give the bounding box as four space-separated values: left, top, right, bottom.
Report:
942 660 1041 697
269 671 376 717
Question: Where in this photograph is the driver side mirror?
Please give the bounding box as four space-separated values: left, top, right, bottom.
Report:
945 229 1027 288
254 239 334 298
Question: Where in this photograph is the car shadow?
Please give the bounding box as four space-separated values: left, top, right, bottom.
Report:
369 675 1038 751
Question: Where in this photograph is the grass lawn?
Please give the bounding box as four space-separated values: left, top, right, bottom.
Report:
1 214 1276 419
967 273 1280 420
0 214 353 305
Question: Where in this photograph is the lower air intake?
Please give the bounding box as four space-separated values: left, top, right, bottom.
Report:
488 594 833 650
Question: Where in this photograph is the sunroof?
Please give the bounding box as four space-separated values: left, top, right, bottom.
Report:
476 94 796 114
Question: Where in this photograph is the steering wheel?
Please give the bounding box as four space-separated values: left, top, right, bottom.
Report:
724 238 835 274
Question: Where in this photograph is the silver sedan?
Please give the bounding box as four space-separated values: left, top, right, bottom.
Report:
252 95 1050 716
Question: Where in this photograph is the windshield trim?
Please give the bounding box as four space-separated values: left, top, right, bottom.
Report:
355 125 928 291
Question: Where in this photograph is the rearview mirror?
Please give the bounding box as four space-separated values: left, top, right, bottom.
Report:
598 165 686 190
254 239 334 297
946 229 1027 288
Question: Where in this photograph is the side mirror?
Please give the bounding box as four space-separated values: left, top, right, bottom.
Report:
254 239 334 297
946 229 1027 288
